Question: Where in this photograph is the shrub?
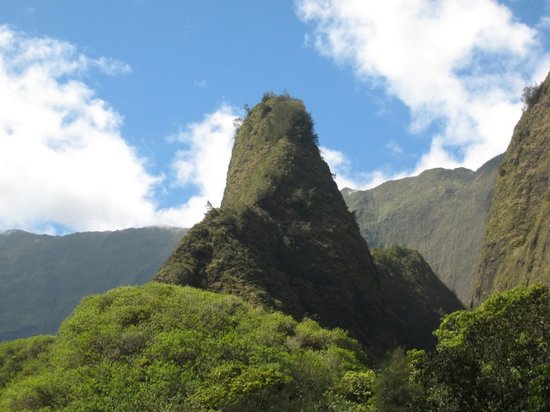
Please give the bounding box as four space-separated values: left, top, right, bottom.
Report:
0 283 374 411
522 83 543 111
414 285 550 411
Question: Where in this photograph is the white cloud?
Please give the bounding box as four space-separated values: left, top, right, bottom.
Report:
0 25 236 233
297 0 550 178
321 146 406 189
385 139 404 156
158 105 238 227
0 26 161 232
193 79 207 88
94 56 132 75
320 146 357 188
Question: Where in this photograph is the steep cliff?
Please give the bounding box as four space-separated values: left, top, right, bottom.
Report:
473 72 550 305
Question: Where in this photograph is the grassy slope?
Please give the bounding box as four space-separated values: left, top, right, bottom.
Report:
343 155 502 304
473 72 550 305
0 227 185 341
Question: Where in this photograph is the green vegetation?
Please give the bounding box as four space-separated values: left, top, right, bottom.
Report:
335 284 550 412
0 283 376 411
223 93 320 210
0 336 54 390
342 155 502 305
474 71 550 305
413 284 550 411
155 94 387 354
2 283 547 411
0 227 185 341
3 85 549 409
373 347 421 412
372 246 463 349
522 82 543 111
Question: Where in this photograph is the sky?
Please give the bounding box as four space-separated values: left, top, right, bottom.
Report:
0 0 549 234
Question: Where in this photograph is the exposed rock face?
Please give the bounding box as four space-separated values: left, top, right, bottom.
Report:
342 155 502 304
155 94 388 352
473 73 550 305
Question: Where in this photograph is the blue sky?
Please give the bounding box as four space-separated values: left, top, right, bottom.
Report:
0 0 548 233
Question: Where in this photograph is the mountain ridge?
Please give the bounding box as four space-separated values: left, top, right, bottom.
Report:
0 226 185 341
342 154 503 304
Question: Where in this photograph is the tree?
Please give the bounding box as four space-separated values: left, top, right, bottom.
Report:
528 364 550 412
521 83 543 111
0 284 375 411
374 347 421 412
415 285 550 411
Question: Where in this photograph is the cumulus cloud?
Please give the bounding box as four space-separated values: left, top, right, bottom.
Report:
320 146 358 189
0 25 236 233
321 146 406 189
297 0 550 178
158 106 238 227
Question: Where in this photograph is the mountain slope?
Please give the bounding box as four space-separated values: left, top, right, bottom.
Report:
473 73 550 305
0 227 185 341
155 94 388 353
342 155 502 304
373 245 463 349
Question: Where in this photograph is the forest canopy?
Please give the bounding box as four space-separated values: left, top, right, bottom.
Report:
1 283 548 411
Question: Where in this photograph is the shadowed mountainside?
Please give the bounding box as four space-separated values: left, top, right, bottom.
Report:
0 227 185 341
373 245 463 349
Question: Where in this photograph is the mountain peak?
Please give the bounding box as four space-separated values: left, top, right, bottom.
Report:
222 94 320 211
155 94 388 353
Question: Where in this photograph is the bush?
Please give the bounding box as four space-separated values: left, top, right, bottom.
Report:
0 283 374 411
0 335 54 390
522 83 543 111
414 285 550 411
374 347 421 412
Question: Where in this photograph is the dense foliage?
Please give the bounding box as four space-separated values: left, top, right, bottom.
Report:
0 227 184 341
0 283 376 411
0 336 54 390
3 283 546 411
406 285 550 411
